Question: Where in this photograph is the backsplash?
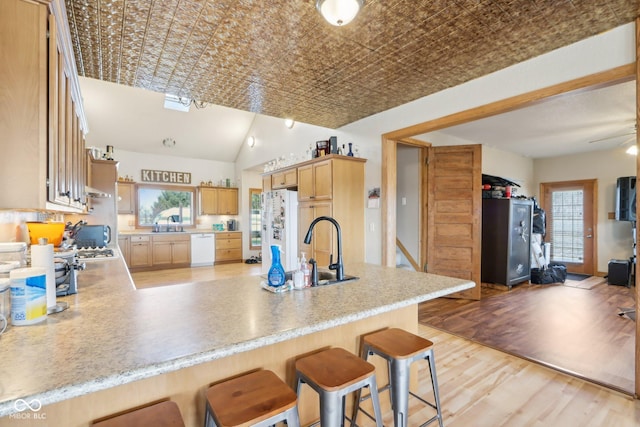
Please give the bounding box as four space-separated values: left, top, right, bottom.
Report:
0 211 64 243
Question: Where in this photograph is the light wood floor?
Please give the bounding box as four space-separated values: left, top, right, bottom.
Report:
130 264 640 425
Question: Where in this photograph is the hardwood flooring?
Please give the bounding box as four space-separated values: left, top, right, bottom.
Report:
131 262 263 289
419 278 636 394
130 265 640 425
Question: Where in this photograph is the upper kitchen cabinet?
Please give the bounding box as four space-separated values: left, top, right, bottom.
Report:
218 188 239 215
117 182 136 214
298 160 333 201
271 168 297 190
199 187 238 215
0 0 88 212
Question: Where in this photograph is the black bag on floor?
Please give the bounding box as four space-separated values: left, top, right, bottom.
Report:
531 263 567 284
531 268 554 284
549 263 567 283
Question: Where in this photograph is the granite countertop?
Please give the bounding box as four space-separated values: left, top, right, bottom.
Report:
0 259 473 417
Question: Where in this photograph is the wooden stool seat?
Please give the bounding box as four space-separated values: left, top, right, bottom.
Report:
205 369 299 427
296 347 383 427
296 347 375 391
92 401 185 427
363 327 434 359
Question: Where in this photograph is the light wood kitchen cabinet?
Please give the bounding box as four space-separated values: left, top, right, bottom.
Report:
199 187 218 215
117 182 136 214
118 235 130 266
129 235 152 268
271 169 297 190
0 0 87 211
297 160 332 201
218 188 239 215
298 202 333 265
215 232 242 264
199 187 238 215
151 234 190 267
297 156 366 269
262 175 272 192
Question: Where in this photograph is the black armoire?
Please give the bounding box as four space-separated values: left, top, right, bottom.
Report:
482 198 533 287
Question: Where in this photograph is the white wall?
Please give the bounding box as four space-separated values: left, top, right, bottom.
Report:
396 145 420 268
533 146 636 272
235 23 635 266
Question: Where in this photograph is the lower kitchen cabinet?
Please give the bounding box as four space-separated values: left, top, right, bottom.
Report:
151 234 190 267
122 234 190 271
118 235 130 266
215 232 242 264
129 235 152 269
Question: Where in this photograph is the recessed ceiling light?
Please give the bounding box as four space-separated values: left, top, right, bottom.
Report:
247 136 256 148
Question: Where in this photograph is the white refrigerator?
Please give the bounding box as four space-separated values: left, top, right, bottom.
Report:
262 189 298 274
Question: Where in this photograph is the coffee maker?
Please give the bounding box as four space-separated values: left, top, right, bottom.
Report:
227 220 237 231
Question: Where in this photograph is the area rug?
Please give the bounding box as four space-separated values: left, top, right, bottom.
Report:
566 273 590 281
562 276 606 290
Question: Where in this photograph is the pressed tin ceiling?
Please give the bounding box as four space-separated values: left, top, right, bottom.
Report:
65 0 638 129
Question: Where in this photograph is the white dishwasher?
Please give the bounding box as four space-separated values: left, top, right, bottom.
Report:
190 233 215 267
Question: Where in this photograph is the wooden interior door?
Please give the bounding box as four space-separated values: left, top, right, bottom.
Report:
426 144 482 300
540 179 597 275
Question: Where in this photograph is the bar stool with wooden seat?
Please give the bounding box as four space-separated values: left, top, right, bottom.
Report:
295 347 383 427
204 369 300 427
92 400 185 427
353 328 444 427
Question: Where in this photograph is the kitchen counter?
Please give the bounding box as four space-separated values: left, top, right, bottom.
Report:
0 257 473 425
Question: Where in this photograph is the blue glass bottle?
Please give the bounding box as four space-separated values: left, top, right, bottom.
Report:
268 245 286 287
347 142 354 156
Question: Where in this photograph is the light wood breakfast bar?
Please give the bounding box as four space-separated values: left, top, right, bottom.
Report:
0 257 474 426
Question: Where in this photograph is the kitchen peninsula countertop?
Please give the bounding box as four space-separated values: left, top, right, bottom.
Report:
0 257 473 419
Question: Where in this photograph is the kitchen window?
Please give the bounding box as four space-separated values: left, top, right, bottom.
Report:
136 184 194 227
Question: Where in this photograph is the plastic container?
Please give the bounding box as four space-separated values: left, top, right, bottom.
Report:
0 277 10 330
0 242 27 267
26 222 65 246
267 245 286 287
10 267 47 326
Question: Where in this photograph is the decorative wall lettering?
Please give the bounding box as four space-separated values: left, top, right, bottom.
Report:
140 169 191 184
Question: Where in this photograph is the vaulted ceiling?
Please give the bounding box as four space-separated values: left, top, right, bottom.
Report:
65 0 638 129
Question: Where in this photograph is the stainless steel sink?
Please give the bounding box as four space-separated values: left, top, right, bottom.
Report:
275 270 359 286
314 270 359 286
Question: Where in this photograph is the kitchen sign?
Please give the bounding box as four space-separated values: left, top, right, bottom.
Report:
141 169 191 184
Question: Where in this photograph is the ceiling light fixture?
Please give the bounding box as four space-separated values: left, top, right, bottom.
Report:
164 94 207 112
626 144 638 155
162 138 176 148
284 118 295 129
247 136 256 148
316 0 363 26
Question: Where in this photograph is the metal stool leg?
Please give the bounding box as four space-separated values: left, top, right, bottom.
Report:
389 357 410 427
426 349 444 427
367 374 384 427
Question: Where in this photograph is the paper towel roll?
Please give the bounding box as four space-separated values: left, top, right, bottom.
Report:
30 243 56 309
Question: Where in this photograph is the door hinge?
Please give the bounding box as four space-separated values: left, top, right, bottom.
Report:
423 263 428 272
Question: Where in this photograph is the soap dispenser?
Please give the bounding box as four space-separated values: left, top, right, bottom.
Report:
267 245 286 287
